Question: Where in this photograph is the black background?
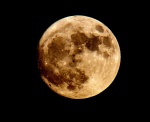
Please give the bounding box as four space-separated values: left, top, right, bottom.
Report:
4 1 148 118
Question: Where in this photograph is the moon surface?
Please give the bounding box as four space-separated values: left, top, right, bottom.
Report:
38 15 121 99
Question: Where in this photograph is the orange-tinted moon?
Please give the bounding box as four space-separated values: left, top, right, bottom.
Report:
38 15 121 99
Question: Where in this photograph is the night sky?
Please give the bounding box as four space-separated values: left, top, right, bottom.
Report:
6 1 145 117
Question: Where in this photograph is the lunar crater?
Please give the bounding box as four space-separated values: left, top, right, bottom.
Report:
95 25 104 33
71 32 88 46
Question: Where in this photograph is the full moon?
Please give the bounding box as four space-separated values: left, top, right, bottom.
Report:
38 15 121 99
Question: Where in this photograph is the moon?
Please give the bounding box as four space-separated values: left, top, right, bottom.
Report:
38 15 121 99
